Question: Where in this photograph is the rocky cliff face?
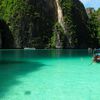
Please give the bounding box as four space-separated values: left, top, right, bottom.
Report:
0 0 92 48
86 8 95 15
0 0 58 48
50 0 90 48
59 0 90 48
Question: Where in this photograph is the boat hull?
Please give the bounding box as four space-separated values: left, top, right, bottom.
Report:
93 55 100 62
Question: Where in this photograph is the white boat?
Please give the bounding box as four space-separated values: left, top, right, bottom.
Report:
24 48 36 50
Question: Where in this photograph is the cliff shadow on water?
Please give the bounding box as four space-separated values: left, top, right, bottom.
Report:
0 51 45 98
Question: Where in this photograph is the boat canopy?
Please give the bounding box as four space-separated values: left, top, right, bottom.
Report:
94 49 100 53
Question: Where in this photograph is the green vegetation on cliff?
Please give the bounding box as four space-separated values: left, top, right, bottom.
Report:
86 8 100 48
95 8 100 37
90 8 100 45
59 0 91 48
0 0 57 48
0 0 99 49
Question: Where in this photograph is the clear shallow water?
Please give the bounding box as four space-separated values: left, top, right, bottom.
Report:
0 49 100 100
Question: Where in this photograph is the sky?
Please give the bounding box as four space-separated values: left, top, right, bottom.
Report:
80 0 100 10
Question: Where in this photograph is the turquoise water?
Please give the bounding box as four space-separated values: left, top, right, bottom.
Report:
0 49 100 100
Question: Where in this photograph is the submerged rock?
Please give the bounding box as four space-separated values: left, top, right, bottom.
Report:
24 91 31 95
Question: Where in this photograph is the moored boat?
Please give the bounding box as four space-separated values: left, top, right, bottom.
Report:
24 48 36 50
93 49 100 62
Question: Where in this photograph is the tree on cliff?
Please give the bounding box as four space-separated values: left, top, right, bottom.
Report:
86 8 100 48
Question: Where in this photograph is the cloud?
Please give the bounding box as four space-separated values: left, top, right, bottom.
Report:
80 0 91 3
80 0 100 10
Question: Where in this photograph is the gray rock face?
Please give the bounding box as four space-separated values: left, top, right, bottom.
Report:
86 8 95 15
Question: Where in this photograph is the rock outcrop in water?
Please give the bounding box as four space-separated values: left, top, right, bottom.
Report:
0 0 98 48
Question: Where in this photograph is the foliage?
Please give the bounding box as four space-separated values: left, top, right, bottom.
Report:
50 22 64 48
59 0 90 48
0 0 99 48
90 9 100 47
95 9 100 37
0 0 56 48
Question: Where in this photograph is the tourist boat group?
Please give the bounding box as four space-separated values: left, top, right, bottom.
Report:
93 49 100 62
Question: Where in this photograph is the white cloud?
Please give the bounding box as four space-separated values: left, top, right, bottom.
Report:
80 0 92 3
80 0 100 10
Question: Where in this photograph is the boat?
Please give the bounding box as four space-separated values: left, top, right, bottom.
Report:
93 49 100 62
24 48 36 50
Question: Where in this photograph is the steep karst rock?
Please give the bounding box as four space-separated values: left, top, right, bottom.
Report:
0 0 58 48
50 0 91 48
59 0 90 48
0 0 94 48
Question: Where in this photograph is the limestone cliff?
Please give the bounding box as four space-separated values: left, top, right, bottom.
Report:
0 0 94 48
0 0 57 48
59 0 90 48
